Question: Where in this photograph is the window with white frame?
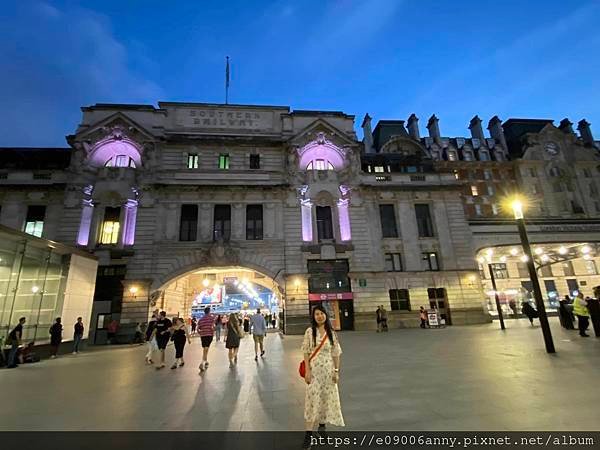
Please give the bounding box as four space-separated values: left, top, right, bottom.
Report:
105 155 136 168
24 205 46 238
384 253 403 271
307 159 334 171
187 153 199 169
100 207 120 245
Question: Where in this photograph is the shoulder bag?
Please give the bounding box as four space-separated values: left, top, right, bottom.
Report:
299 333 328 378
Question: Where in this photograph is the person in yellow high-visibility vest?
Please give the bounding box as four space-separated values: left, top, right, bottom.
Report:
573 292 590 337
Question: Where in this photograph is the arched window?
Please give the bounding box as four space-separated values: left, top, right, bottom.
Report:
306 159 335 171
549 167 561 177
105 155 137 168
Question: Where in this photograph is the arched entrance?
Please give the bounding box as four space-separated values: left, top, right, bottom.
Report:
150 266 284 327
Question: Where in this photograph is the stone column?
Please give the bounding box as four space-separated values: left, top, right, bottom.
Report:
264 203 276 239
337 198 352 242
199 203 213 241
232 203 245 240
121 199 138 246
77 200 94 246
164 204 179 241
0 196 25 230
300 199 313 242
432 200 456 270
398 201 421 270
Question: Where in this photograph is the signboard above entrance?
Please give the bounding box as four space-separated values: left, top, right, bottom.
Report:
173 106 277 132
308 292 353 301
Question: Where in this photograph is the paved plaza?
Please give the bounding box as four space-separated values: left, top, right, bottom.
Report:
1 318 599 431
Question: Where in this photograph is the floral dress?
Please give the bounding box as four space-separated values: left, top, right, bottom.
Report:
301 327 345 427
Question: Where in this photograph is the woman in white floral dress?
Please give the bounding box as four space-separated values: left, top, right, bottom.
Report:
302 305 344 448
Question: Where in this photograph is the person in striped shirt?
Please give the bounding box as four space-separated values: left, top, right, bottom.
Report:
198 307 215 372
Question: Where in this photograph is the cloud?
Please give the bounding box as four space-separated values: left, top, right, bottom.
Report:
0 1 164 146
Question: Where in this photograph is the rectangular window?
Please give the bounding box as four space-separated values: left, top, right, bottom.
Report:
384 253 403 272
389 289 410 311
447 151 457 161
374 166 385 173
540 265 553 277
562 260 575 276
490 263 509 279
423 252 440 271
474 204 482 216
246 205 263 240
427 287 447 310
213 205 231 241
415 204 434 237
249 154 260 169
544 280 558 299
566 279 579 296
585 259 597 275
583 168 592 178
187 153 199 169
100 207 120 245
379 205 398 238
179 204 198 241
528 168 537 177
483 170 492 180
316 206 334 240
487 185 495 196
218 154 230 170
517 262 530 278
471 185 479 196
24 205 46 237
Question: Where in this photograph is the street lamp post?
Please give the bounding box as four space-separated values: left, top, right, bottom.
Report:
512 200 556 354
488 264 506 330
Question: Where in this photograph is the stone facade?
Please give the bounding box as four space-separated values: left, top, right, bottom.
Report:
2 102 600 336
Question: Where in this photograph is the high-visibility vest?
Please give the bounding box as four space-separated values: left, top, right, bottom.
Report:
573 297 590 317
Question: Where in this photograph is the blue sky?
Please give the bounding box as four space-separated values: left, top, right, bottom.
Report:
2 0 600 146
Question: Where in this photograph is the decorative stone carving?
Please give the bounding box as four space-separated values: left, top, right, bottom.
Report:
199 239 241 266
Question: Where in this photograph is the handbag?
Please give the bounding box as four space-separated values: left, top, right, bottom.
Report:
299 333 328 378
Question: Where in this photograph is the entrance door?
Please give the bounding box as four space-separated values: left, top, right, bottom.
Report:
338 300 354 330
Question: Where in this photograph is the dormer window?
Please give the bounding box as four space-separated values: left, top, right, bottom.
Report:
374 166 385 173
447 151 457 161
479 151 490 161
105 155 136 168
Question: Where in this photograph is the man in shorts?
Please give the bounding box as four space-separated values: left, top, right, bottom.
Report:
250 308 267 361
197 307 214 372
153 311 172 370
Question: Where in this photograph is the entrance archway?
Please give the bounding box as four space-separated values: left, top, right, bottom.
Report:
151 266 284 327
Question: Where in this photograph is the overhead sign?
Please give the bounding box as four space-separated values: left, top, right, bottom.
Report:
308 292 353 302
223 277 238 284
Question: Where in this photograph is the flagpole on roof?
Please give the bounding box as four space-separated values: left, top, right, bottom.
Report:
225 56 230 105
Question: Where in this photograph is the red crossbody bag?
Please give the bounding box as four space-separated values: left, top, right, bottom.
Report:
299 334 328 378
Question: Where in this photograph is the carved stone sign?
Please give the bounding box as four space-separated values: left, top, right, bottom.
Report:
175 107 275 131
538 225 600 233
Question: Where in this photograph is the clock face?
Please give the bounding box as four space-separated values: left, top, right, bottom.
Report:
545 142 559 156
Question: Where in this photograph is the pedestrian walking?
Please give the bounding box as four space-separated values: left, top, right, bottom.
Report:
375 306 381 332
419 306 428 328
573 292 590 337
250 308 267 361
243 315 250 335
107 319 118 344
6 317 26 368
271 314 277 329
558 297 575 330
73 317 84 354
301 305 344 449
145 310 158 364
170 318 191 369
197 307 214 372
191 317 197 335
215 315 222 342
225 312 242 368
521 300 538 326
49 317 63 358
153 311 172 370
379 305 388 332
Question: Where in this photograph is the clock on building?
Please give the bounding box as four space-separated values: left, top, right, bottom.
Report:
545 142 559 156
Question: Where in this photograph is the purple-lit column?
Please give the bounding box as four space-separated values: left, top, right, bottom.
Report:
122 199 138 246
77 200 94 246
337 198 352 241
300 199 313 242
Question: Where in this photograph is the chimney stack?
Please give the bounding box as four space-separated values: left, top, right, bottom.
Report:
469 115 485 141
407 114 420 140
427 114 441 141
362 113 375 154
559 118 574 134
578 119 594 146
487 116 507 150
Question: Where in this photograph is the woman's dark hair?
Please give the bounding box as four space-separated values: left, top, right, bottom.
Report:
311 305 334 346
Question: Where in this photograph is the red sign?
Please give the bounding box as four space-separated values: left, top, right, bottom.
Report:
308 292 353 302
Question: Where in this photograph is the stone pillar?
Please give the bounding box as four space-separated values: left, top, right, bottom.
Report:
559 118 574 134
164 204 179 241
398 201 421 270
487 116 508 151
121 199 138 246
337 198 352 242
426 115 441 141
578 119 594 146
300 199 313 242
0 197 25 230
232 203 245 240
42 203 63 241
469 115 485 142
432 201 457 270
264 203 276 239
77 200 94 246
199 203 213 241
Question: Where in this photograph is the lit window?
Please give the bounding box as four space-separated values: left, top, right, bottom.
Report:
374 166 385 173
453 170 459 180
422 252 440 271
105 155 136 168
487 185 495 196
187 153 199 169
100 207 120 245
306 159 334 171
492 204 499 215
24 205 46 238
474 204 482 216
448 151 457 161
471 185 479 196
219 154 230 170
585 260 597 275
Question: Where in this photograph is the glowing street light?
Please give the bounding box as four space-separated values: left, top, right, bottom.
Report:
510 248 519 256
202 279 210 288
558 246 568 255
581 245 592 254
534 247 543 255
31 286 40 294
510 195 555 353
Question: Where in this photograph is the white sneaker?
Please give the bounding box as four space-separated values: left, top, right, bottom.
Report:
72 351 77 355
50 355 57 359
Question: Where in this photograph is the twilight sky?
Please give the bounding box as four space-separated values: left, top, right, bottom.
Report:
2 0 600 146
